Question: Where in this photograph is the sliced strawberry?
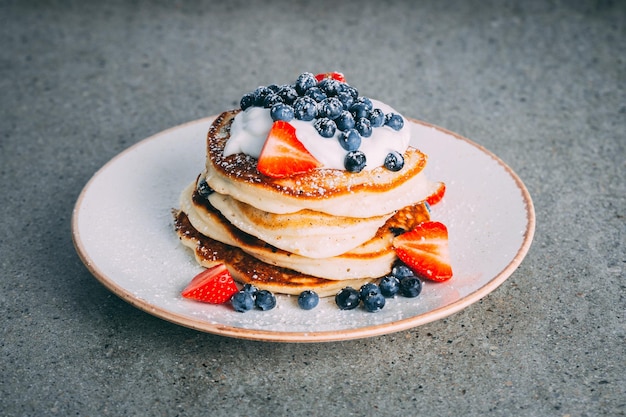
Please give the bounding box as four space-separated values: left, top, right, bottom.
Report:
393 221 453 282
426 182 446 206
257 120 322 178
314 72 346 83
181 263 239 304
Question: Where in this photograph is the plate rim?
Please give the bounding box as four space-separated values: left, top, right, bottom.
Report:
71 116 535 343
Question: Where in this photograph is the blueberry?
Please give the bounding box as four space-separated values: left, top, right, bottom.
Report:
379 275 400 297
336 91 355 110
231 290 255 312
270 102 294 122
350 102 369 119
344 150 367 172
314 118 337 138
345 85 359 100
297 290 319 310
196 177 214 198
263 93 283 108
335 111 355 131
318 78 340 96
392 262 414 279
356 96 373 111
293 96 317 121
385 113 404 131
242 283 259 296
252 86 273 106
384 151 405 171
359 282 380 300
318 97 343 120
295 72 317 95
338 129 361 151
335 287 360 310
369 108 385 127
266 84 281 93
362 292 386 312
277 85 298 104
399 276 422 298
355 117 372 138
255 290 277 311
240 92 256 111
305 86 327 102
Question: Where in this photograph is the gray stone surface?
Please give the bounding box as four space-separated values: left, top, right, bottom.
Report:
1 0 624 416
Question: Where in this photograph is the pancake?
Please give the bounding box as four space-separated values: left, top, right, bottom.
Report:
173 210 372 297
207 188 394 258
203 110 443 217
178 181 431 281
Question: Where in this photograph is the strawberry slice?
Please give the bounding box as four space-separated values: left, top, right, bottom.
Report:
314 72 346 83
426 182 446 206
257 120 322 178
181 263 239 304
393 221 453 282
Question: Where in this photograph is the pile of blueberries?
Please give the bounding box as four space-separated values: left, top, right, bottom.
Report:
239 72 405 173
230 261 422 313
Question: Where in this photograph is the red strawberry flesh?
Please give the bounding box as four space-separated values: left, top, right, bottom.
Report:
393 221 453 282
181 263 239 304
257 120 322 178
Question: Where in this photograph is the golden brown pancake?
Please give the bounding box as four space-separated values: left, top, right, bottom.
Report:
173 210 373 297
179 182 430 281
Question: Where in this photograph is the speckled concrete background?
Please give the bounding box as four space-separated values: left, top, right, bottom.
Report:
1 1 624 416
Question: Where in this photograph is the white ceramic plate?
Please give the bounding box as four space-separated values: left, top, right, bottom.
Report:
72 117 535 343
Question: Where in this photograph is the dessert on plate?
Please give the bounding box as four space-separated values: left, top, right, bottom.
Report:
174 72 451 302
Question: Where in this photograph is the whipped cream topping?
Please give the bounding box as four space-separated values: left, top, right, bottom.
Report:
223 99 410 171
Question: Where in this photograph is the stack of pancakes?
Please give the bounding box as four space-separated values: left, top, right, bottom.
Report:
174 110 441 297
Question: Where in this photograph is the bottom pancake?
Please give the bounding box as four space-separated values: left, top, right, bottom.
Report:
173 210 373 297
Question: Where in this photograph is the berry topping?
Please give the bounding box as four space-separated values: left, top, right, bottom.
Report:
369 108 385 127
393 221 454 282
196 176 214 198
344 150 367 172
242 283 259 295
252 86 273 106
293 96 317 121
379 275 400 297
384 151 405 172
362 292 386 312
263 93 283 108
317 97 344 120
257 121 322 178
270 102 294 122
335 287 360 310
181 264 239 304
355 117 372 137
277 85 298 104
240 92 256 111
255 290 277 311
349 102 369 119
304 86 327 102
359 282 380 300
399 276 423 298
314 71 346 83
335 111 355 131
238 72 409 173
425 182 446 206
313 117 337 138
231 290 255 312
385 113 404 131
338 129 361 151
295 72 317 95
297 290 320 310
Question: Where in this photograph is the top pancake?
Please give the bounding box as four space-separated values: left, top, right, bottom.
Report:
203 110 441 218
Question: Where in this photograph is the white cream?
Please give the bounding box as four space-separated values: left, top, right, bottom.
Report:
223 99 410 171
